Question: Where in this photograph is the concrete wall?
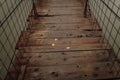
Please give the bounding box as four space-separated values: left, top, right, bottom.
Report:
89 0 120 58
0 0 33 79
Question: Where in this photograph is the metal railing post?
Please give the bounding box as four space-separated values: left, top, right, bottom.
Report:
84 0 88 18
32 0 39 18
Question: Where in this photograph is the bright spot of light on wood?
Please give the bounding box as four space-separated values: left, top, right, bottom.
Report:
55 38 58 41
66 47 71 49
52 43 55 46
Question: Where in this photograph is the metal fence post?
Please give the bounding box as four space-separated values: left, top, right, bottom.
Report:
84 0 88 18
32 0 39 18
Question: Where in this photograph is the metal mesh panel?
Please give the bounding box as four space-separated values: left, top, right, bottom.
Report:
88 0 120 59
84 0 120 77
0 0 33 80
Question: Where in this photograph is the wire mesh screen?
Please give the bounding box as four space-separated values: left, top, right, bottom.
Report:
84 0 120 77
87 0 120 60
0 0 33 80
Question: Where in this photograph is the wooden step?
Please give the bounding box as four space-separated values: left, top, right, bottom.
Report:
27 37 105 46
36 7 84 15
36 6 83 12
35 0 82 7
21 51 111 66
23 57 110 66
33 16 89 24
37 3 83 7
21 43 111 53
35 0 84 17
24 62 120 80
27 23 99 31
22 50 109 58
28 30 102 39
21 50 111 65
36 0 82 3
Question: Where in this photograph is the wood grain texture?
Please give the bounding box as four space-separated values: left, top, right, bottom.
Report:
18 0 120 79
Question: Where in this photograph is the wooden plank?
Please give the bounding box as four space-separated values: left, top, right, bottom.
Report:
37 8 84 15
29 19 90 27
22 44 111 53
22 50 109 58
35 0 82 7
37 9 84 15
28 30 102 39
18 65 26 80
25 62 111 73
24 62 119 80
27 37 105 46
37 6 83 10
34 17 89 24
23 54 110 66
27 23 96 31
21 50 110 66
35 0 84 15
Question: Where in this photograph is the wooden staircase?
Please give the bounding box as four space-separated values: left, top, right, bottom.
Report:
17 0 120 80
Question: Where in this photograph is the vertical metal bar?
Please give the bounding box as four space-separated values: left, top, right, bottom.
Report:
84 0 88 17
32 0 39 18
